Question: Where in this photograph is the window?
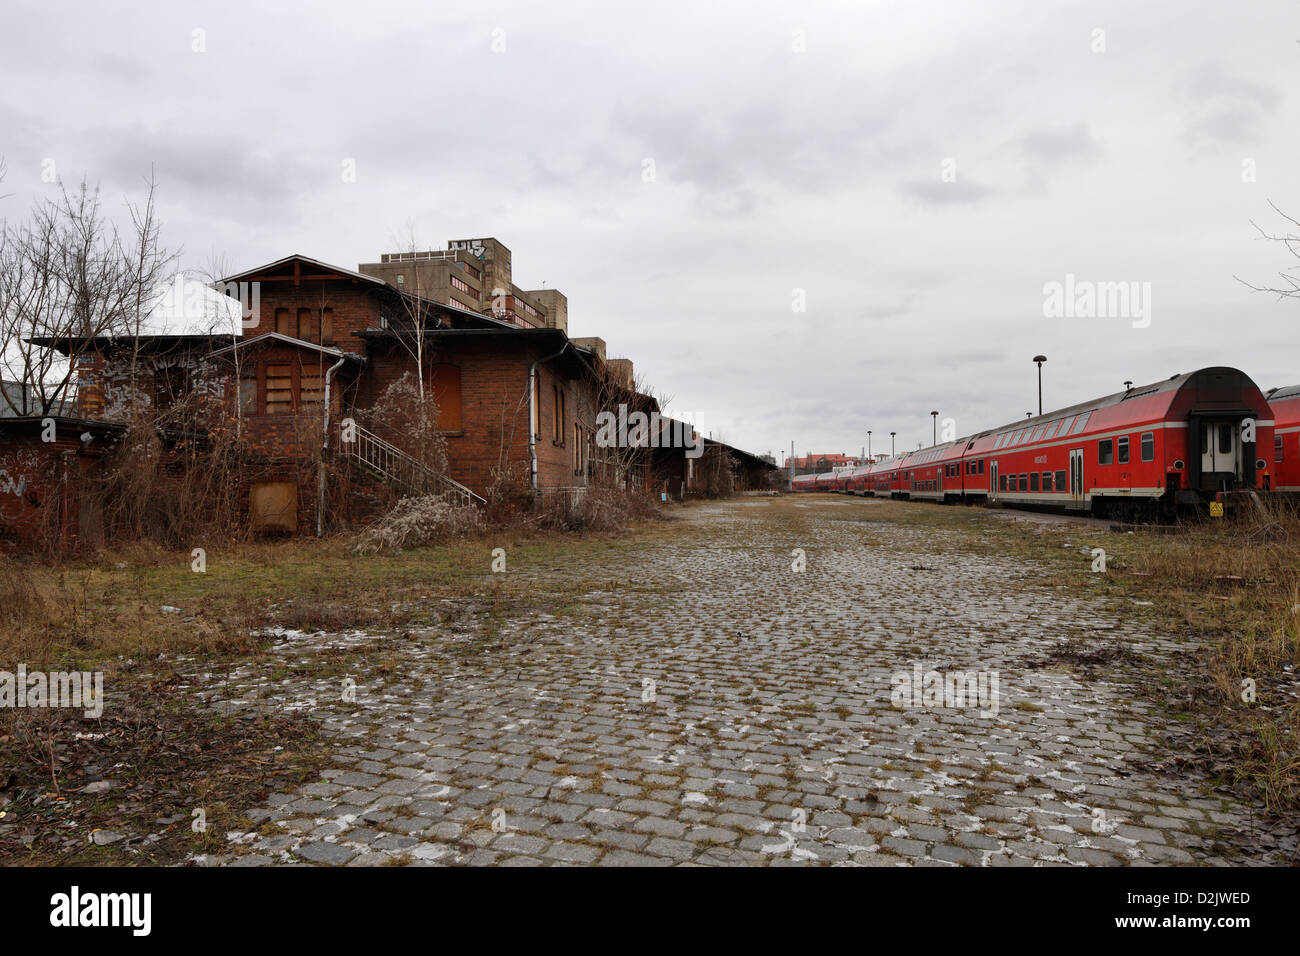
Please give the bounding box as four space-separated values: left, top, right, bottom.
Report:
450 275 471 294
1030 472 1039 492
1117 436 1130 464
1276 435 1284 463
1219 423 1233 454
274 308 293 336
1070 413 1091 435
553 385 565 443
1055 469 1067 492
999 474 1008 492
1030 425 1045 442
321 308 335 345
1099 439 1113 465
1140 431 1154 462
299 372 324 408
1018 474 1028 492
531 375 541 437
977 459 984 475
265 363 294 415
1058 415 1075 435
573 423 583 473
428 364 462 431
298 308 315 341
239 374 256 415
1043 421 1059 440
1041 472 1052 492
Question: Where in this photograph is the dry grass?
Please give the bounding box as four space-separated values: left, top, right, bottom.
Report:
1105 500 1300 814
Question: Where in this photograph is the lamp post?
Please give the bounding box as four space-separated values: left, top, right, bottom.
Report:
1033 354 1047 416
867 430 872 459
890 431 896 456
931 410 938 446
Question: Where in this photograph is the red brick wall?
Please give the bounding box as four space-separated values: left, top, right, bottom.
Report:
0 426 113 552
244 280 387 346
360 338 597 497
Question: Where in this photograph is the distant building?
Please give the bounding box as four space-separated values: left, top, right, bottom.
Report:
787 453 868 476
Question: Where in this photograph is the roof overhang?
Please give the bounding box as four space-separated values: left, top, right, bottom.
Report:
208 332 364 362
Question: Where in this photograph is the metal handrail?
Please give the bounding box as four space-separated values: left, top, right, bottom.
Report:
342 421 485 506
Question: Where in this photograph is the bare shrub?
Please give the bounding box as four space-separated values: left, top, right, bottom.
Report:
538 485 659 533
695 443 737 498
357 372 447 478
95 395 248 549
352 493 482 554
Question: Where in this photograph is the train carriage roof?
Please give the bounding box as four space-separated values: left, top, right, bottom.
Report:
966 366 1267 455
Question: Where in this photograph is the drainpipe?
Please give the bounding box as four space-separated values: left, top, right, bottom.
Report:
318 355 347 536
529 341 570 492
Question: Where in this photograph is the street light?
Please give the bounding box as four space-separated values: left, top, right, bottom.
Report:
931 410 938 446
867 430 872 459
1033 355 1047 415
890 431 896 456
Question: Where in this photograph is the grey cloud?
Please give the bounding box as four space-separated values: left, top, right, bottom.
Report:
897 177 996 205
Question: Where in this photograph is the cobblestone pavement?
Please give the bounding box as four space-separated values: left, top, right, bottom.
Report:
193 496 1276 866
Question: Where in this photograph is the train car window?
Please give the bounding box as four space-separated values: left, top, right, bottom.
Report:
1117 436 1130 464
1029 472 1039 492
1099 439 1113 464
1199 423 1208 450
1070 413 1091 435
1041 472 1052 492
1018 474 1028 491
978 459 984 475
1141 432 1154 462
1276 436 1284 463
999 474 1007 491
1219 424 1233 454
1055 469 1067 491
1059 415 1075 435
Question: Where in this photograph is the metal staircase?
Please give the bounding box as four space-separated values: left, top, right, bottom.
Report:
342 422 485 506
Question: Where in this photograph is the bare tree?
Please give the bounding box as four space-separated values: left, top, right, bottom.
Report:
0 175 176 416
1238 200 1300 300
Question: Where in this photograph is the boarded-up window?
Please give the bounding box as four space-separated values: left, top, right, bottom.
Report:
298 308 315 342
321 308 334 345
299 371 324 408
553 385 565 443
428 364 462 431
265 363 294 415
531 374 540 438
274 308 293 336
250 482 297 533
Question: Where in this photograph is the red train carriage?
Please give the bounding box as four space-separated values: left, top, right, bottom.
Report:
791 474 817 492
904 440 967 502
970 367 1271 516
791 367 1269 517
1267 384 1300 492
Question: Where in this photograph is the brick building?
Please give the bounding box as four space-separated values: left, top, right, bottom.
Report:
20 248 651 537
6 239 776 546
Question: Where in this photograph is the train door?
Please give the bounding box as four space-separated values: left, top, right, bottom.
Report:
990 461 999 500
1199 419 1242 490
1068 448 1084 508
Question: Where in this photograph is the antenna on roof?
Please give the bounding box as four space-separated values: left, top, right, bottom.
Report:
1124 380 1133 392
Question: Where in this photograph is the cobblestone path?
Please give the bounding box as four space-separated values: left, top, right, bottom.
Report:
194 496 1274 866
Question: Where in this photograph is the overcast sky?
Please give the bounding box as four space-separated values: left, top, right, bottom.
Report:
3 0 1298 460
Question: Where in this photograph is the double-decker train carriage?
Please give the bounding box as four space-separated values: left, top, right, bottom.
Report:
1267 384 1300 493
794 367 1273 518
